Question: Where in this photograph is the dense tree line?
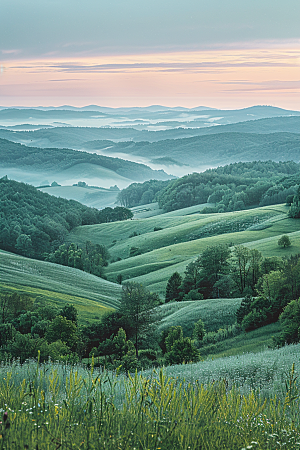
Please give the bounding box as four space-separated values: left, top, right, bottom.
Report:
0 295 82 363
0 283 161 368
45 241 110 277
117 161 299 212
0 178 132 260
165 244 291 302
165 242 300 345
117 179 171 207
288 186 300 218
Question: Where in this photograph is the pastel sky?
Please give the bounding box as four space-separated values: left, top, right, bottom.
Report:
1 0 299 109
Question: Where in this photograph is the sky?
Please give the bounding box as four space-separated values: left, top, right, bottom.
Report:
1 0 300 109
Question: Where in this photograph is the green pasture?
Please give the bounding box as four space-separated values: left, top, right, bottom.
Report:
0 250 120 323
157 298 242 336
105 216 297 282
131 202 164 219
199 322 281 359
69 204 288 257
100 205 299 293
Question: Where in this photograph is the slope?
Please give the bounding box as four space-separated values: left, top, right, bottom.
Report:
67 203 300 296
0 250 121 324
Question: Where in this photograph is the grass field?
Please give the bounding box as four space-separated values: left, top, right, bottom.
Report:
2 341 300 449
157 298 242 335
0 250 121 323
199 322 281 358
66 203 300 296
3 357 300 449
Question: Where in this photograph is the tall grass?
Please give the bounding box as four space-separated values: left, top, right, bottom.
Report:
2 345 300 448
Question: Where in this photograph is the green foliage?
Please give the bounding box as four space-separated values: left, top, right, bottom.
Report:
165 272 182 302
155 161 300 213
180 244 230 299
2 361 300 449
0 178 132 259
98 327 138 371
165 337 200 365
164 326 183 352
278 298 300 345
193 318 205 341
182 289 204 301
278 234 292 248
60 303 78 324
119 282 160 355
46 240 110 278
231 246 262 295
118 179 171 207
45 316 79 350
236 295 253 324
239 254 300 333
289 186 300 218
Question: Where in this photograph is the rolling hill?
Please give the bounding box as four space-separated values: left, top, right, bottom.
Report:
39 185 120 209
67 203 300 297
0 109 299 151
0 249 121 324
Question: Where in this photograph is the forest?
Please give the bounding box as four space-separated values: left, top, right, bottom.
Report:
0 178 132 261
118 160 299 211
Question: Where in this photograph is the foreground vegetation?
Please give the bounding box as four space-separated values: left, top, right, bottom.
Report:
1 350 300 449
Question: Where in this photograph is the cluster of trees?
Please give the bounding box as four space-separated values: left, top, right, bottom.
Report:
0 294 82 363
165 244 300 348
0 178 132 260
117 179 171 208
0 283 205 369
45 241 110 277
117 161 300 213
288 186 300 218
165 242 300 332
236 253 300 334
166 244 265 302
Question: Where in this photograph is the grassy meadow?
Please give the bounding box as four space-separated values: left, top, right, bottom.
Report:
2 343 300 449
68 203 300 295
0 250 121 323
157 298 242 335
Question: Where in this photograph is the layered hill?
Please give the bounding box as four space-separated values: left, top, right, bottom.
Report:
94 132 300 167
0 138 172 189
68 202 300 297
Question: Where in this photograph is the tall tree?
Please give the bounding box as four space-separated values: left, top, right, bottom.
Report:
165 272 183 302
119 282 159 357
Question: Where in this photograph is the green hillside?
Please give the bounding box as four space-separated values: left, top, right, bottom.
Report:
157 298 242 336
67 203 300 296
0 250 121 324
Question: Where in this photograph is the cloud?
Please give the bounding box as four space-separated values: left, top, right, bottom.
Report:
1 0 300 60
220 80 300 92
